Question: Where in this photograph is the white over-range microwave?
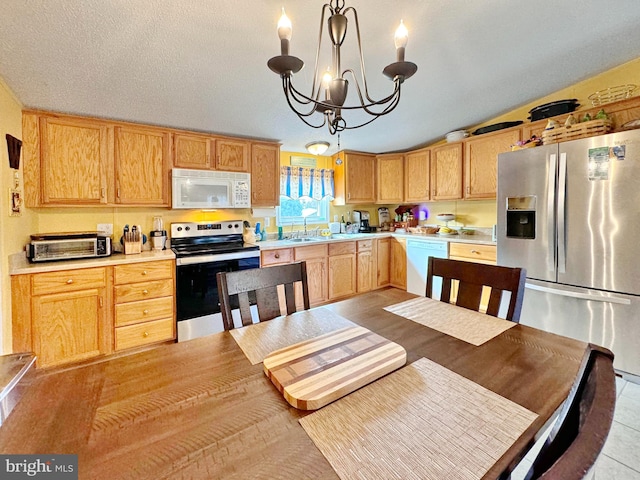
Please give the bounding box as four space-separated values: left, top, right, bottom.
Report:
171 168 251 209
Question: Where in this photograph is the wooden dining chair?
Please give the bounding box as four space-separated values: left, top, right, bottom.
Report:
216 261 310 330
520 344 616 480
426 256 527 322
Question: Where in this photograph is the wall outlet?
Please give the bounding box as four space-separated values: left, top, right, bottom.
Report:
97 223 113 235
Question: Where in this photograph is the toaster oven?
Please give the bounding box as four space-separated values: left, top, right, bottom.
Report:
27 232 112 262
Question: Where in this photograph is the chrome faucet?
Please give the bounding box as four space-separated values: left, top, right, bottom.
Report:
303 217 308 236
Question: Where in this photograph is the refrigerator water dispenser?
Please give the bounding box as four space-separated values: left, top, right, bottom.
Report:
506 196 536 239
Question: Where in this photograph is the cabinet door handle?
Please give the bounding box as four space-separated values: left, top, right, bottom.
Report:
117 187 121 198
101 187 106 199
142 289 149 295
66 279 73 284
99 297 103 307
143 309 149 315
142 270 148 275
143 331 149 337
471 250 479 254
466 186 470 194
274 253 280 259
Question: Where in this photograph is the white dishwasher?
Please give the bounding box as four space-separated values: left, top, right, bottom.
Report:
406 239 448 297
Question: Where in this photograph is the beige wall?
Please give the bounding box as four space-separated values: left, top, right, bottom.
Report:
0 78 37 353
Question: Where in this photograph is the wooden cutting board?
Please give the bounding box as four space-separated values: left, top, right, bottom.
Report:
263 326 406 410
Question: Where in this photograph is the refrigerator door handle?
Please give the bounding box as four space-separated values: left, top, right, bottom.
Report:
557 152 567 273
548 153 557 273
525 282 631 305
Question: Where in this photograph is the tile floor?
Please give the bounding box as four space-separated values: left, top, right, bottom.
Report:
511 376 640 479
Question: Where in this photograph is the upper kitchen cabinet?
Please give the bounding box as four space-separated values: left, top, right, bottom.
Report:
464 128 521 199
404 148 431 203
173 132 213 169
251 142 280 206
114 125 170 206
376 153 404 204
431 143 463 201
332 151 376 205
23 113 111 207
215 137 250 172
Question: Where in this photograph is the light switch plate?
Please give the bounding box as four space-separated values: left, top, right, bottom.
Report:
97 223 113 235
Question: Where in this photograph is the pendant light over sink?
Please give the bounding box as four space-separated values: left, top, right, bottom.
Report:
267 1 418 135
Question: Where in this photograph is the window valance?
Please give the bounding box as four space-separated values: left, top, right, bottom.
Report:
280 166 334 200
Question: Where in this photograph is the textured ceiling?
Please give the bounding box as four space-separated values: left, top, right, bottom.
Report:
2 1 640 154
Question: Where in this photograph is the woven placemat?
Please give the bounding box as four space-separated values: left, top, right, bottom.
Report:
299 357 538 480
230 308 356 365
384 297 516 346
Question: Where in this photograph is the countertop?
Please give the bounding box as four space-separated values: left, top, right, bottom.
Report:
9 249 176 275
256 231 495 250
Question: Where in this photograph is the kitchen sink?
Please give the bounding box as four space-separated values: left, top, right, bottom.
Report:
288 237 323 242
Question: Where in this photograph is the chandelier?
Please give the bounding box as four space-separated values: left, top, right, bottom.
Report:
267 0 417 135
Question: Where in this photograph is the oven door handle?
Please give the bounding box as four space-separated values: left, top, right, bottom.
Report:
176 250 260 266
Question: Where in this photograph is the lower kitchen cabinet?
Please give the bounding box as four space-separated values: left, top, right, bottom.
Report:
113 260 175 351
449 242 497 265
357 239 374 293
294 244 328 306
376 237 391 287
328 242 357 300
390 237 407 289
12 267 111 368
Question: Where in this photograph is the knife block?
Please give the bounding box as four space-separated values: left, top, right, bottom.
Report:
123 239 142 255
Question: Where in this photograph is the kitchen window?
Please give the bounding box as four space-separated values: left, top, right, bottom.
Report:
276 166 334 226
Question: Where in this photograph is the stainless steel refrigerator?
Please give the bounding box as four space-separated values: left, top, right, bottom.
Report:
497 130 640 379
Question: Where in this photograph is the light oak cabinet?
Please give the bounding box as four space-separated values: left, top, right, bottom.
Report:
431 143 463 200
464 129 521 199
449 242 497 265
216 138 250 172
356 239 374 293
39 116 110 205
251 142 280 206
295 244 328 306
173 133 213 169
390 237 407 289
376 237 391 288
114 125 170 205
376 154 404 204
12 267 111 368
404 148 431 203
328 242 357 300
332 151 376 205
113 260 175 351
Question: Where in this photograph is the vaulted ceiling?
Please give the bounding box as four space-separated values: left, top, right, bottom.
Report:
2 1 640 154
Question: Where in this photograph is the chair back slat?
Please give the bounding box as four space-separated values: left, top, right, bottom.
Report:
237 291 253 326
217 261 310 330
255 286 282 322
426 257 526 322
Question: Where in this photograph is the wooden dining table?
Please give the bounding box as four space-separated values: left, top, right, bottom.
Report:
0 288 587 480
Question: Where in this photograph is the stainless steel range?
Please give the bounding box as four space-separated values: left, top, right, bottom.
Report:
171 220 260 341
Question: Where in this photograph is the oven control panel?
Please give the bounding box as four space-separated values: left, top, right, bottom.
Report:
171 221 243 238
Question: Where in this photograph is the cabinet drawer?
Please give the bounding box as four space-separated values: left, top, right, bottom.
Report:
449 243 497 263
32 267 106 296
357 239 373 252
114 278 174 303
114 260 173 285
261 248 292 265
329 241 356 256
294 244 328 260
115 317 175 351
115 296 174 326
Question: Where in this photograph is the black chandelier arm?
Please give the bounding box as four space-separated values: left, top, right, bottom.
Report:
341 5 380 105
283 78 326 120
306 3 333 102
341 68 402 113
